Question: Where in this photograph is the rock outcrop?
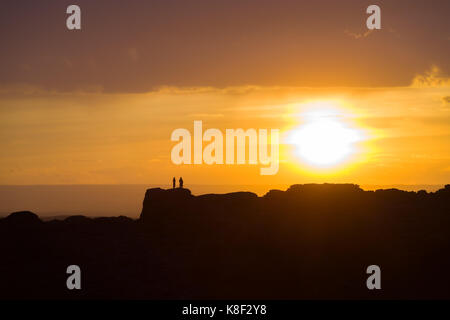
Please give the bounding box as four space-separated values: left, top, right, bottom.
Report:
2 184 450 299
1 211 42 226
139 188 193 223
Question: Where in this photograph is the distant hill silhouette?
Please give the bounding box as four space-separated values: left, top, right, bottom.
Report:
1 183 450 299
1 211 43 226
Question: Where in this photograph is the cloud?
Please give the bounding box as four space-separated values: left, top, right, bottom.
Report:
344 29 374 40
0 1 449 92
411 66 450 88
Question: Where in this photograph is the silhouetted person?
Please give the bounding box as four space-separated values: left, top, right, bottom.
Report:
172 177 176 189
179 177 183 189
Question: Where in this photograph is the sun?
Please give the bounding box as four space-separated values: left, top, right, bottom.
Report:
288 104 363 168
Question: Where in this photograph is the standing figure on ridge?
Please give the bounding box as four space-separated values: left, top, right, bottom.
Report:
172 177 176 189
179 177 184 189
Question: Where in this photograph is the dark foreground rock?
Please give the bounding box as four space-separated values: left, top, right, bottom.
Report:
1 184 450 299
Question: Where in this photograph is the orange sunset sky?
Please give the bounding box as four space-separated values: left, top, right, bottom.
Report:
1 0 449 188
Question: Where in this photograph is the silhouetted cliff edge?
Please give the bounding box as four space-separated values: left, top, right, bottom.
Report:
1 183 450 299
139 183 450 226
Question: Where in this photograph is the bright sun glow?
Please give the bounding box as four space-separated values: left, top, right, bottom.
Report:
288 103 363 167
